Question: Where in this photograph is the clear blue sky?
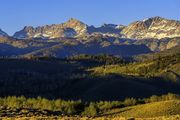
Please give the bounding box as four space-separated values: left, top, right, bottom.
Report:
0 0 180 35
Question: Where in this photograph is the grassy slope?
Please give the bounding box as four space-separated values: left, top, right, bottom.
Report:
90 54 180 81
102 100 180 118
90 63 180 80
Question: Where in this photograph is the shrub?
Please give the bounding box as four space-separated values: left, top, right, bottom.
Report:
96 101 122 111
149 95 159 103
145 93 180 103
124 98 137 106
163 93 179 100
82 103 97 117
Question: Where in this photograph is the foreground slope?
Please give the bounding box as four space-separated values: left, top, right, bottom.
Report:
0 100 179 120
105 100 180 118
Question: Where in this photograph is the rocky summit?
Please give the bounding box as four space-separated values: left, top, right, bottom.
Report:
13 18 88 39
121 16 180 39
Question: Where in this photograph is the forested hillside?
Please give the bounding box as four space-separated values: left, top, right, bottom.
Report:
0 53 179 101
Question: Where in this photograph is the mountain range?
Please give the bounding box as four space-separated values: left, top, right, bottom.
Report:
0 16 180 58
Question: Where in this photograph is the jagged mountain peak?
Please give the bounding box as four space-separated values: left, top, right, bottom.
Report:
67 18 84 24
142 16 165 22
100 24 126 29
23 26 34 29
87 24 125 36
128 16 166 30
0 28 8 37
64 18 88 29
63 18 88 36
101 24 118 28
22 26 35 33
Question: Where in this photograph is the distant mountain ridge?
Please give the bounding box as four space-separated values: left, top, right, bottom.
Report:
12 16 180 40
13 18 126 39
0 16 180 58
